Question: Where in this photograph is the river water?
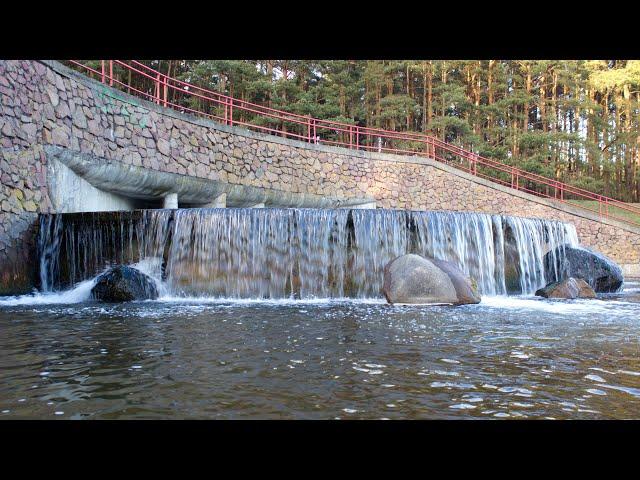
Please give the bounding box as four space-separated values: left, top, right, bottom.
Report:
1 282 639 419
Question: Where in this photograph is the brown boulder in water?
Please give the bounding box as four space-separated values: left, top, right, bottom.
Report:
383 254 481 305
535 277 596 299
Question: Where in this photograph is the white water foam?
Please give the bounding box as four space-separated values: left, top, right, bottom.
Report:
0 263 164 307
156 295 387 306
2 286 639 312
0 278 97 306
480 295 639 317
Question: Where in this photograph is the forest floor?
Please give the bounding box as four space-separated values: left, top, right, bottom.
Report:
568 200 640 225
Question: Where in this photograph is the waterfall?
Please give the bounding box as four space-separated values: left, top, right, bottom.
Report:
37 214 62 292
37 208 580 299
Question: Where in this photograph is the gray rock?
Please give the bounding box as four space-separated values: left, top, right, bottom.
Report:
383 254 480 305
20 123 37 142
1 122 14 137
157 138 171 156
50 125 70 147
544 245 624 293
91 265 159 302
55 100 70 119
72 108 88 129
45 86 59 107
535 277 596 299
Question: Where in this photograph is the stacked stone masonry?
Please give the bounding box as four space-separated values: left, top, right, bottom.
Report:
1 60 639 293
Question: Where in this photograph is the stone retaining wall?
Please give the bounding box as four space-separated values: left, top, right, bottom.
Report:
1 59 639 293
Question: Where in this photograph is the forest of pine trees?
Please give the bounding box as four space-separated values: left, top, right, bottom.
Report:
74 60 640 203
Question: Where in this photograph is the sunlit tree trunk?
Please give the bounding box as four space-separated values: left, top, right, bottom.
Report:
487 60 495 142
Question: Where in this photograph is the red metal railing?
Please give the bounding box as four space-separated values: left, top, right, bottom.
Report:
66 60 640 227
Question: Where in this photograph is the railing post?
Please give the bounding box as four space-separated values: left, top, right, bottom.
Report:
155 73 161 105
163 74 168 107
229 99 233 126
101 60 105 84
308 116 312 143
356 126 359 150
313 120 317 144
599 196 603 216
224 98 228 124
349 125 353 149
109 60 113 86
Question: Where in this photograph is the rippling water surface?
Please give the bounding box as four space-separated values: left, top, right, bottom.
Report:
1 283 639 419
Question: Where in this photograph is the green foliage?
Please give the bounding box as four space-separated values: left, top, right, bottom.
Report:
569 176 606 193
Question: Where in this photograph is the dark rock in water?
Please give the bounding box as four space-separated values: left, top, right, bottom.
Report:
535 277 596 299
383 254 480 305
543 245 623 293
91 265 159 302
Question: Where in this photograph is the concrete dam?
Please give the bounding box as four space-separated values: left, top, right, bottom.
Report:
1 59 640 295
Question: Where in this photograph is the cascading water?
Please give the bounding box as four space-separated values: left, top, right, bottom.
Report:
38 214 62 292
37 208 580 299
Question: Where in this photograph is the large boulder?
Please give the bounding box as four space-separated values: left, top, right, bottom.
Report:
383 254 480 305
543 245 624 293
91 265 159 302
535 277 597 299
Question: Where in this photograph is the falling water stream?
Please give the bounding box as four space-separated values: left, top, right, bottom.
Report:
36 208 579 299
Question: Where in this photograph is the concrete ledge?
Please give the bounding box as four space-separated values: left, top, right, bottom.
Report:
41 60 640 236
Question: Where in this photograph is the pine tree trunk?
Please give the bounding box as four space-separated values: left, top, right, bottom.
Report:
636 92 640 202
473 63 480 136
266 60 274 108
552 68 559 195
624 83 633 201
487 60 495 143
524 64 531 131
441 62 447 141
427 61 433 131
422 62 427 132
406 64 412 131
